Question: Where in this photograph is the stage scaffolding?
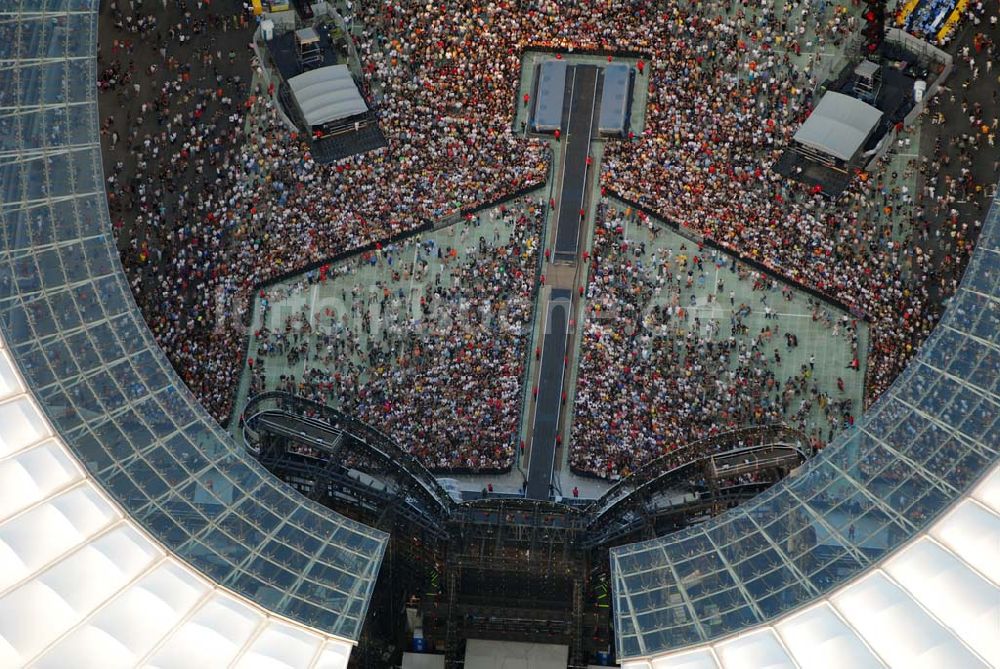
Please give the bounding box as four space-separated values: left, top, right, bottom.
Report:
242 393 808 667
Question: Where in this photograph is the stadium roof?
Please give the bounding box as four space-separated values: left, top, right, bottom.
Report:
619 467 1000 668
793 91 883 161
0 338 355 667
288 65 369 127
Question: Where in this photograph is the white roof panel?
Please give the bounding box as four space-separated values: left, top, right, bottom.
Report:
971 465 1000 513
146 593 264 669
649 648 719 669
775 602 884 669
235 620 325 668
0 349 23 397
831 572 988 669
0 440 82 521
38 561 210 667
0 397 50 457
37 525 159 612
884 539 1000 666
313 640 352 669
715 629 794 669
793 91 882 161
0 486 118 590
929 500 1000 584
287 65 368 126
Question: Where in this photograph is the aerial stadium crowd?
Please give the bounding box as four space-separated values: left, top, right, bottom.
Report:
570 208 862 478
244 203 542 471
100 0 997 475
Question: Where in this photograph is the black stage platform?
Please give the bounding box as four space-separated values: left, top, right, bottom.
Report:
310 120 387 163
773 150 852 197
526 290 571 500
267 26 342 81
553 66 600 263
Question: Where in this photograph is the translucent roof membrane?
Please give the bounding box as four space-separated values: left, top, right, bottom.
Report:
0 2 387 641
619 467 1000 669
0 335 355 667
611 186 1000 659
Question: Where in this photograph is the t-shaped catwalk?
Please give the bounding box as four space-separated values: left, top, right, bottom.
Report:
523 60 635 500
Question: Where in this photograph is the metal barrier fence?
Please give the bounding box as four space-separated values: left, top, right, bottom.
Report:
585 424 809 520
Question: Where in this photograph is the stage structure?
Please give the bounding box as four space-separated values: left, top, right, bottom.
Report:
529 58 636 139
776 88 889 197
241 393 806 668
775 32 942 198
852 59 883 103
583 426 809 549
295 27 323 68
464 639 569 669
256 15 386 163
598 64 634 137
288 65 369 129
792 92 883 171
530 60 569 133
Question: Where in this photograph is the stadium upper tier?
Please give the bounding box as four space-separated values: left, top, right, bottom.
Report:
0 1 386 652
612 187 1000 663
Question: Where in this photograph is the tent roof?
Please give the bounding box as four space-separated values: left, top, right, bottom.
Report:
288 65 368 127
793 91 883 161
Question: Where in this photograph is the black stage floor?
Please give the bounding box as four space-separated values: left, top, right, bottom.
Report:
526 290 572 500
773 150 852 198
267 26 343 82
311 118 388 164
553 66 600 263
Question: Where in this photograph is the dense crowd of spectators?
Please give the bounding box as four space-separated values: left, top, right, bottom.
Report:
570 209 859 478
245 202 543 471
100 0 996 470
600 12 991 405
102 0 556 422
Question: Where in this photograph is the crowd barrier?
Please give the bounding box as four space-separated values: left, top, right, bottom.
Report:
603 191 871 322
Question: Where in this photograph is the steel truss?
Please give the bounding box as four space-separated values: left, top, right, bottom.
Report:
239 394 809 667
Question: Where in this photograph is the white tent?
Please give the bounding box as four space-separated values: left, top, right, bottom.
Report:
793 91 883 161
288 64 368 126
464 639 569 669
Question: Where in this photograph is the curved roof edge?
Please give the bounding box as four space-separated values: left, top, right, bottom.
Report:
0 332 354 668
620 465 1000 668
610 183 1000 658
0 3 386 641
